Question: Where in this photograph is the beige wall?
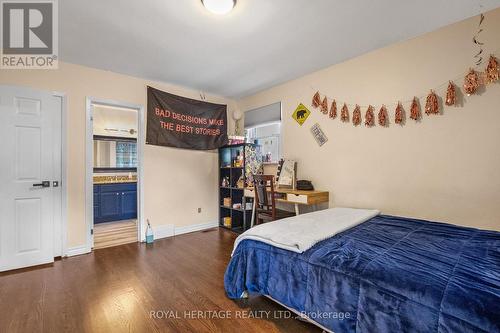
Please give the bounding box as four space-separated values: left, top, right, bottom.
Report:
0 62 236 247
1 9 498 249
238 9 500 231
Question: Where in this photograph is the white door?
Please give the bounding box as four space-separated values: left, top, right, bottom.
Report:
0 86 61 272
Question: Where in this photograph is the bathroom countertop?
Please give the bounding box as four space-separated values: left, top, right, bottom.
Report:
93 175 137 185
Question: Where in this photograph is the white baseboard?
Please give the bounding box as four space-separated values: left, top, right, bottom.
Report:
68 222 219 252
174 221 218 236
153 224 175 240
66 245 89 257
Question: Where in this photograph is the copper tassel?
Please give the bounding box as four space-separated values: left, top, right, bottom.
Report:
378 105 388 127
425 90 439 115
312 91 321 108
445 81 456 106
395 102 404 125
353 105 362 126
486 55 499 84
329 100 337 119
341 103 349 122
463 69 480 96
365 105 375 127
320 97 328 114
410 97 420 121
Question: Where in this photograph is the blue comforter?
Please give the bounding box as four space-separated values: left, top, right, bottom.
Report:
224 215 500 333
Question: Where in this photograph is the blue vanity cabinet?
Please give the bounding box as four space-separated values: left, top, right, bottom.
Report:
94 186 100 222
94 183 137 224
120 188 138 219
99 189 122 221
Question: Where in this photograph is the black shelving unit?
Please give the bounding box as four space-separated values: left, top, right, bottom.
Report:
218 143 257 234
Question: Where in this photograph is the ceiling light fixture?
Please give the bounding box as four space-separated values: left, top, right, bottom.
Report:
201 0 236 15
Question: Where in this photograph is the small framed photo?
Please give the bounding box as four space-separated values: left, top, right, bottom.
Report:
310 123 328 146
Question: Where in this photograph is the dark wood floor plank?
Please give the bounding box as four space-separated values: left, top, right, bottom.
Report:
0 228 320 333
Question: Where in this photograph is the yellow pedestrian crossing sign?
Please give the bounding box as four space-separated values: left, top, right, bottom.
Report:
292 103 311 126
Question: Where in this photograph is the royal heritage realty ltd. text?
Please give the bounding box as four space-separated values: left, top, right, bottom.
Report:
150 310 351 321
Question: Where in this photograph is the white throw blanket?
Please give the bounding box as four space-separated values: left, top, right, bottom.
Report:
232 207 380 256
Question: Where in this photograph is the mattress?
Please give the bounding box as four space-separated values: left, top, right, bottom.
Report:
224 215 500 333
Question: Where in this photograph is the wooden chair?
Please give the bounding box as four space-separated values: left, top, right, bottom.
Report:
253 175 295 225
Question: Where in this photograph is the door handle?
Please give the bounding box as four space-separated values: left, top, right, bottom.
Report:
33 181 50 188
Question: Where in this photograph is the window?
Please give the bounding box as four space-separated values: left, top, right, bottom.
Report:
245 123 281 163
116 141 137 168
244 102 281 164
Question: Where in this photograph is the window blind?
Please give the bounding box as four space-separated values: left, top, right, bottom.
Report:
244 102 281 128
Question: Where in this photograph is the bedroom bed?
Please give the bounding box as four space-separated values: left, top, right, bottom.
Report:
224 208 500 333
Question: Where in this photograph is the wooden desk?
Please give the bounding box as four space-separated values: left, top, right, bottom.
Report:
244 187 329 227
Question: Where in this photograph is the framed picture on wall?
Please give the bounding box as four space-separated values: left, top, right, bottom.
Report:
310 123 328 147
277 159 297 189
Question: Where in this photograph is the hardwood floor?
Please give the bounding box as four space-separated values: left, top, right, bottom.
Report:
0 228 320 333
94 219 138 250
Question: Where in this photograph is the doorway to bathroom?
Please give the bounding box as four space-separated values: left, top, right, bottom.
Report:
85 98 144 251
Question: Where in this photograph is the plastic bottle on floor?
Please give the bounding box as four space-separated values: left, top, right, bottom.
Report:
146 219 154 244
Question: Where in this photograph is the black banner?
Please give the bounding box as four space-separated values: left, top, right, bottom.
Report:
146 86 228 150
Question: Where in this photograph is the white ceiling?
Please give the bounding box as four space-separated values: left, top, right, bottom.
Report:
60 0 500 98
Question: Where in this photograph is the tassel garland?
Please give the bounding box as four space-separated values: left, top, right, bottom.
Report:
312 92 321 108
306 50 498 129
329 100 337 119
410 97 420 121
445 81 456 106
425 90 439 115
341 103 349 122
365 105 375 127
463 69 480 95
486 55 499 84
320 97 328 114
378 105 388 127
395 102 404 125
353 105 362 126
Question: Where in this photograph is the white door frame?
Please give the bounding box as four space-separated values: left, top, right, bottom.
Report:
53 91 68 257
0 85 68 260
85 97 145 253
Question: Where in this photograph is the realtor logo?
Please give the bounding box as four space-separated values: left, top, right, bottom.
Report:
1 0 58 69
